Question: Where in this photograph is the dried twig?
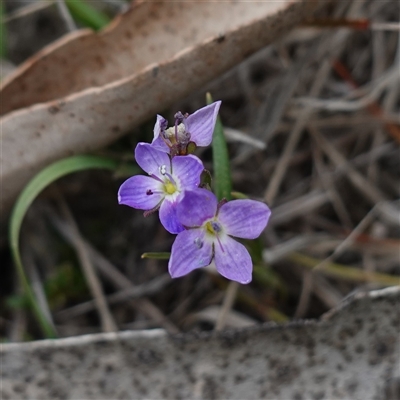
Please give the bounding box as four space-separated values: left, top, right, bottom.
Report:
55 274 171 320
214 281 239 331
55 0 77 32
264 59 331 205
50 211 180 334
54 198 117 333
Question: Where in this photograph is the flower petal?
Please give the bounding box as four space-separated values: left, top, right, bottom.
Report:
168 229 213 278
153 115 166 139
151 136 170 153
135 142 170 177
118 175 163 210
218 200 271 239
151 115 170 152
214 235 252 284
171 155 204 189
177 189 217 228
159 198 184 234
185 101 221 147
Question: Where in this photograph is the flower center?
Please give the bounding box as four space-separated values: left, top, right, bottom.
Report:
165 124 188 144
205 220 222 236
164 180 177 195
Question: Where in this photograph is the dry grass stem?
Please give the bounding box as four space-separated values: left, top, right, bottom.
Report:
264 59 332 205
55 274 171 320
294 271 313 319
23 245 56 333
215 282 240 331
2 1 54 23
50 211 180 334
55 0 76 32
310 126 388 205
55 199 118 333
295 66 399 112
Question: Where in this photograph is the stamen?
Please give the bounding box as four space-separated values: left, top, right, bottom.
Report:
174 119 179 143
174 111 185 124
160 132 172 148
164 172 177 186
146 190 153 195
211 221 222 232
159 165 167 175
150 173 164 184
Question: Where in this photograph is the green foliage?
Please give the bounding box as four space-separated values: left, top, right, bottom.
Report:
66 0 110 30
206 93 232 201
9 155 119 338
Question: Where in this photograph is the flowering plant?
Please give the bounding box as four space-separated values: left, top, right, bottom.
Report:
118 100 271 284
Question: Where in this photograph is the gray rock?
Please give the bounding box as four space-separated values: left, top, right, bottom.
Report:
2 287 399 400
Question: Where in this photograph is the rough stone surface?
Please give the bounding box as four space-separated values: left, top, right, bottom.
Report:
1 287 399 400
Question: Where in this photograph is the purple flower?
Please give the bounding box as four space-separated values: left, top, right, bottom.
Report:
151 101 221 156
118 143 204 234
169 189 271 284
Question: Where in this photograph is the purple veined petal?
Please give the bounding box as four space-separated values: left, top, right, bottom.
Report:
218 200 271 239
171 155 204 189
151 136 170 152
168 229 213 278
159 198 185 234
177 189 217 228
135 142 171 178
118 175 163 210
151 115 170 152
153 115 166 139
184 101 221 147
214 235 252 284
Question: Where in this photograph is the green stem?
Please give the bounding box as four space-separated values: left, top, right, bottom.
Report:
207 93 232 201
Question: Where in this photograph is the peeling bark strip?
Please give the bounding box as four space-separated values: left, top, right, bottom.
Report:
2 287 399 399
0 0 332 213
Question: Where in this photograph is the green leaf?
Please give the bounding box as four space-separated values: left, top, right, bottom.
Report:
9 155 119 338
206 93 232 201
66 0 110 30
141 252 171 260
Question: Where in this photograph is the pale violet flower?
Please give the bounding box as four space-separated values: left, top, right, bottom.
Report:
118 143 204 234
151 101 221 156
168 189 271 284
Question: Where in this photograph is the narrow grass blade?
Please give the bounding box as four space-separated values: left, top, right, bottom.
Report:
288 252 400 287
66 0 110 30
206 93 232 201
9 155 119 338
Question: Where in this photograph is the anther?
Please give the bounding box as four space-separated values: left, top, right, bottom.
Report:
211 221 222 233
